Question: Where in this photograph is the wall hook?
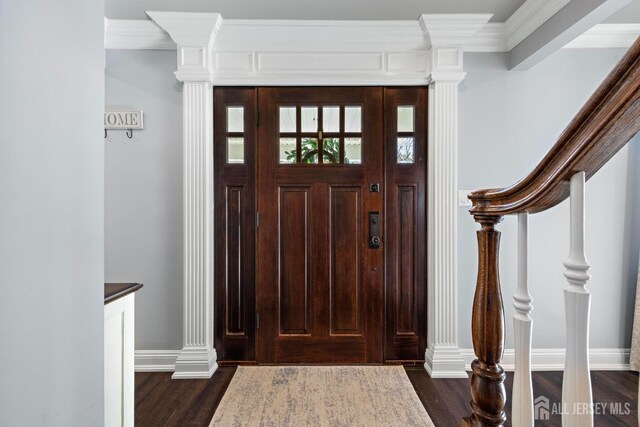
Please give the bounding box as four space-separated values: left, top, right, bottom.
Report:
104 129 108 139
126 129 133 139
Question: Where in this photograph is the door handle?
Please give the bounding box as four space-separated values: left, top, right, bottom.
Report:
369 211 381 249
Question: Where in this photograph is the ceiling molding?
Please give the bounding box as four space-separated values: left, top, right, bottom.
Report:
564 23 640 48
146 12 223 46
465 23 508 52
104 7 638 54
105 19 174 50
504 0 572 50
418 14 493 47
146 12 224 83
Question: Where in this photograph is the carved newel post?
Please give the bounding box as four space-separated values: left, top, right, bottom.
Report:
469 214 506 426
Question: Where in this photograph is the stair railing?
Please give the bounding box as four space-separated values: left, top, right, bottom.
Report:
465 36 640 426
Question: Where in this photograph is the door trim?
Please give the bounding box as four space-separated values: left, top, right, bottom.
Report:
139 11 480 378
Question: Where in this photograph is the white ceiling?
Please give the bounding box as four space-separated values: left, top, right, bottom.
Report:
105 0 527 21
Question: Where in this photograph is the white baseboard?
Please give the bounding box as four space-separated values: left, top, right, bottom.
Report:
135 348 631 372
460 348 630 372
135 350 180 372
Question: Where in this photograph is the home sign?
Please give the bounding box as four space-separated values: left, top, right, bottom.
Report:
104 110 144 129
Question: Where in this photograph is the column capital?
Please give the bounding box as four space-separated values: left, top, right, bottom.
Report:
147 11 223 83
419 14 491 83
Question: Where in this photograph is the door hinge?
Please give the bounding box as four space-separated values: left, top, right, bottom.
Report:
256 212 260 227
256 313 260 329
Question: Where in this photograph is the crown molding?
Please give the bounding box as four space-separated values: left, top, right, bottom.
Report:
419 14 493 47
146 12 223 83
465 23 508 52
146 12 223 46
104 14 638 56
505 0 572 50
564 23 640 48
105 19 174 50
103 18 508 53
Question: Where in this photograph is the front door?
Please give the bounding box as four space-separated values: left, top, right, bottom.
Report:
256 87 384 363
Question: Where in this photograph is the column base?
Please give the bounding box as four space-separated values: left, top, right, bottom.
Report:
172 346 218 379
424 345 468 378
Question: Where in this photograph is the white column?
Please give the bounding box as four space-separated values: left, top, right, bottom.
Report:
562 171 593 426
148 12 223 379
420 14 491 378
513 212 534 426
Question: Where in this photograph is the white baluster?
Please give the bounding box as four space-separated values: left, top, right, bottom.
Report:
562 171 593 426
513 212 534 426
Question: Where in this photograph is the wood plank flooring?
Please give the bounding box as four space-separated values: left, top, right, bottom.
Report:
136 368 637 426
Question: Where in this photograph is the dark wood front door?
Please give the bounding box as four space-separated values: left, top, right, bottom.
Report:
256 87 384 363
214 87 427 364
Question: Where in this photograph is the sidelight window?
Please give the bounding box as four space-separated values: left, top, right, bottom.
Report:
397 106 415 164
226 106 245 164
278 105 362 165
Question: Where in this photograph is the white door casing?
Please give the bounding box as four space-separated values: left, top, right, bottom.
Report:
145 12 490 379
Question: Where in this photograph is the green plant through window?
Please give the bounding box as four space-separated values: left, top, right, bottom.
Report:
285 138 350 164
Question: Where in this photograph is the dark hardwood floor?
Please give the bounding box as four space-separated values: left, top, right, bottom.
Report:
136 368 637 426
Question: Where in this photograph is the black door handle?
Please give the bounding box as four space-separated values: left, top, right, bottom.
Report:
369 211 381 249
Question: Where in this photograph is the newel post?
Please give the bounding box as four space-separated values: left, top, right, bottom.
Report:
469 214 506 426
148 11 223 379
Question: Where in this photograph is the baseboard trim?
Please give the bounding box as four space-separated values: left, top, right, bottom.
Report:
135 350 180 372
460 348 630 371
135 348 631 372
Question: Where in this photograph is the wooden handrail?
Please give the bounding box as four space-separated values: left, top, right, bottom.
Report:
469 37 640 216
466 37 640 426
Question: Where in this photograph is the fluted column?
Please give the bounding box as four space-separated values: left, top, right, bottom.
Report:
172 81 216 378
148 11 222 379
425 77 467 377
469 214 506 426
420 13 491 378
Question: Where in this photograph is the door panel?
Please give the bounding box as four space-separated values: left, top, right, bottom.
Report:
225 185 246 335
384 87 428 361
278 186 312 335
256 87 383 364
213 88 256 361
330 186 363 335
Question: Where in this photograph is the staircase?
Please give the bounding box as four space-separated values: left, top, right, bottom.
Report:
464 37 640 426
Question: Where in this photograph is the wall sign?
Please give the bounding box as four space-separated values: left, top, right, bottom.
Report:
104 111 144 130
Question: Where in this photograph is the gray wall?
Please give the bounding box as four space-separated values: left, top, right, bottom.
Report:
105 48 639 353
0 1 105 425
105 51 184 350
459 49 640 349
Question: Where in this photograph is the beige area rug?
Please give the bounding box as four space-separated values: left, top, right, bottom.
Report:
209 366 435 427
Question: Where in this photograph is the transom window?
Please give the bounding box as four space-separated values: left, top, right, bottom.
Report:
278 105 362 165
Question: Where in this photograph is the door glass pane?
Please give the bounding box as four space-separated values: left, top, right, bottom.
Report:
301 107 318 132
322 107 340 132
345 138 362 164
397 137 414 163
279 107 296 133
279 138 296 164
397 106 414 132
323 137 340 164
227 107 244 133
227 137 244 164
345 107 361 132
301 137 319 164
